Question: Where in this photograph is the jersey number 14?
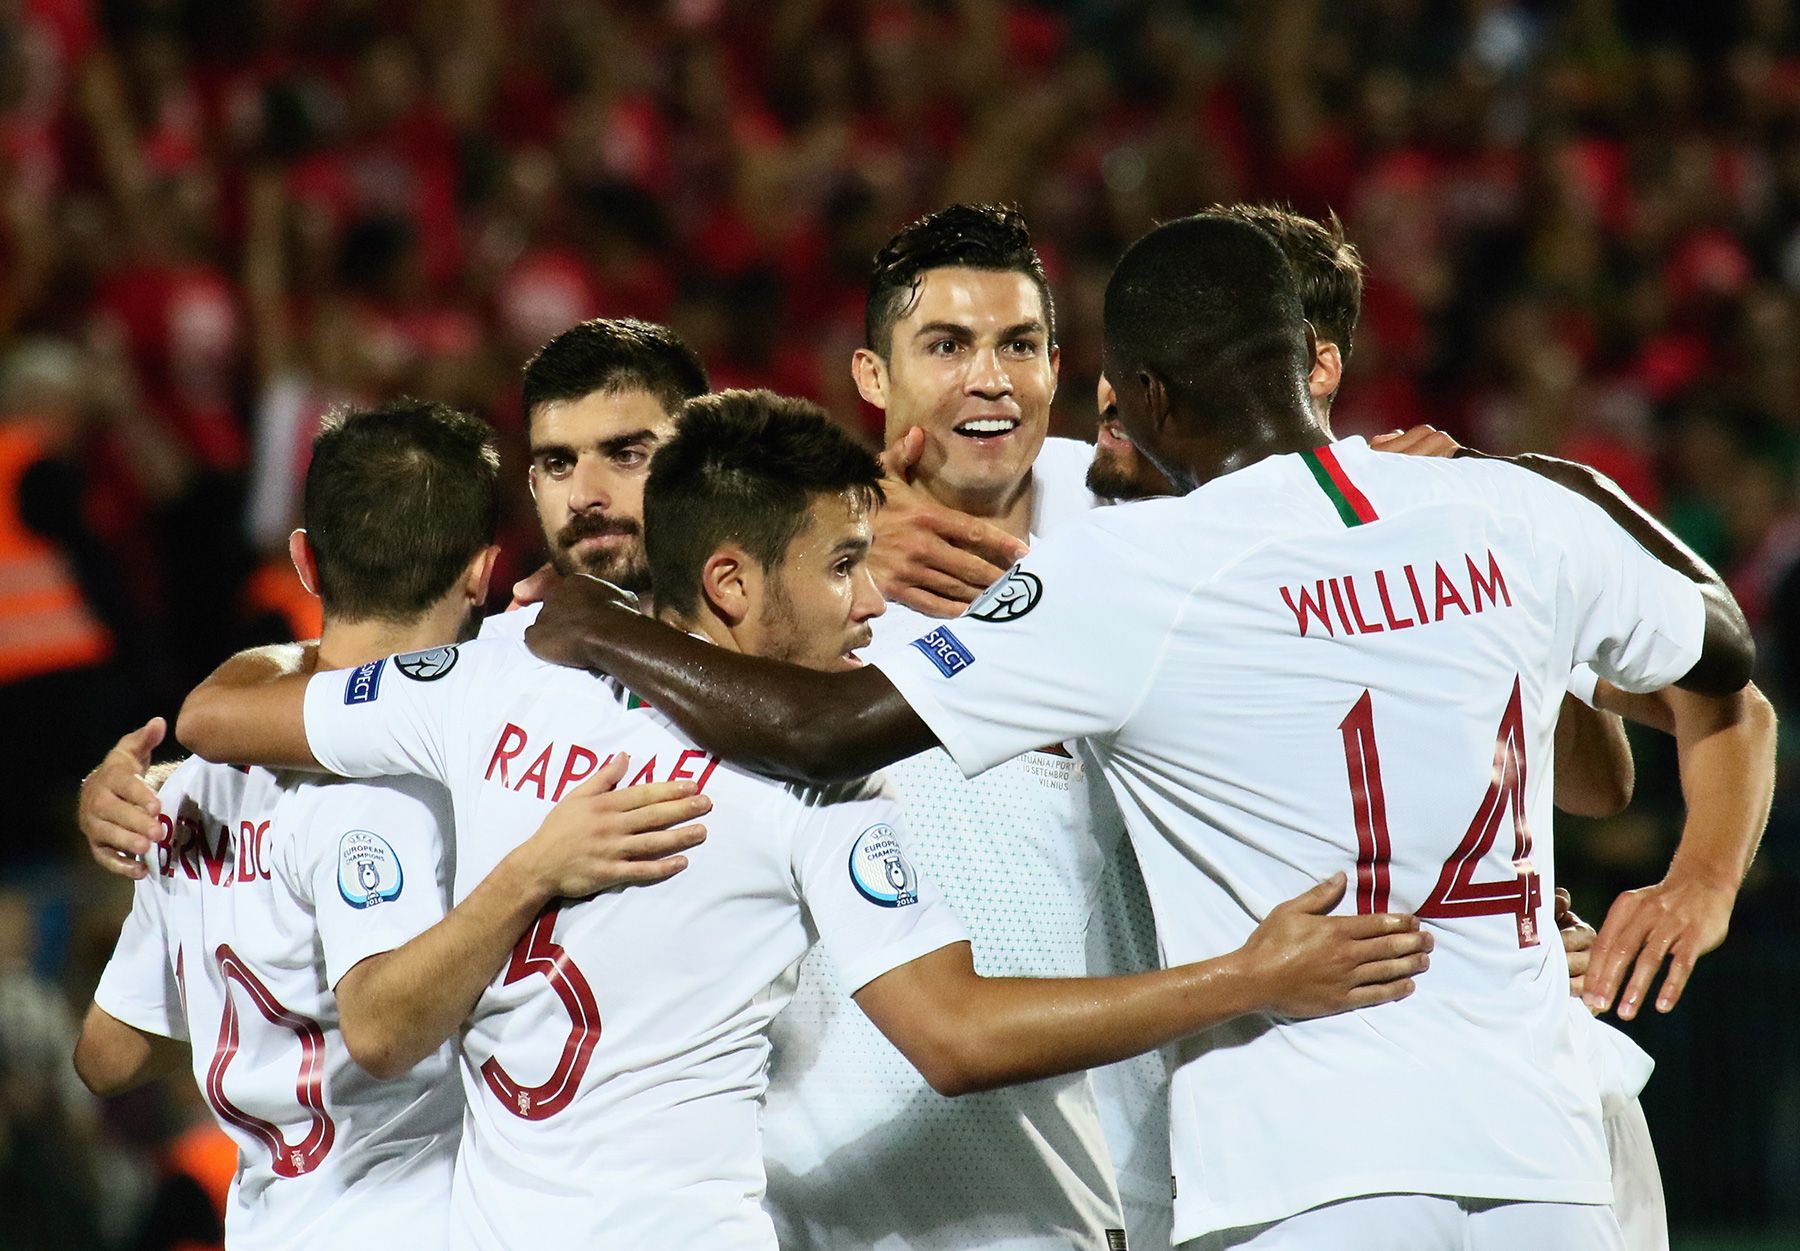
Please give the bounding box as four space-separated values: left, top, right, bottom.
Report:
1339 677 1543 947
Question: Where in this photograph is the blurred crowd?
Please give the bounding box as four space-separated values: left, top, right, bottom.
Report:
4 0 1799 1245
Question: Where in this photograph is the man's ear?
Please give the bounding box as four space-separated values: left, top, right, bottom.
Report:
464 544 502 607
1309 340 1343 404
1142 369 1172 441
288 529 321 598
852 348 890 411
700 546 755 627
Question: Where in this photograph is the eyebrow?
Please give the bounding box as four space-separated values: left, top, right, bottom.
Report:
832 537 872 557
529 429 659 456
910 320 1047 343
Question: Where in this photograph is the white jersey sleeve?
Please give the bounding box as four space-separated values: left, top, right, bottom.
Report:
1566 663 1602 709
789 782 970 994
1535 482 1706 693
868 515 1179 778
91 874 185 1041
304 643 480 783
280 777 454 989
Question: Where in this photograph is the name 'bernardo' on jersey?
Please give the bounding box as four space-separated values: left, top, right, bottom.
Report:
483 720 723 800
153 808 274 886
1280 549 1513 639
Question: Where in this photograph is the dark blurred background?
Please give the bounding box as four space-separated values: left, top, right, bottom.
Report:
1 1 1796 1247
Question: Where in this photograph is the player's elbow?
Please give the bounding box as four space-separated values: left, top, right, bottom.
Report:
341 1020 414 1081
72 1030 135 1098
909 1039 988 1098
175 687 230 763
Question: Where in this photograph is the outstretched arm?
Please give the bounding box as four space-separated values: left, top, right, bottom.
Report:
336 756 709 1078
855 874 1429 1096
527 579 933 785
1580 681 1775 1020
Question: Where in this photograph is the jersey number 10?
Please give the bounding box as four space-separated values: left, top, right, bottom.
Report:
1339 677 1543 947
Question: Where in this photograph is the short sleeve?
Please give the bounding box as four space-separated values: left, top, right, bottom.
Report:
867 514 1178 778
789 785 969 995
91 878 186 1042
305 642 484 783
287 779 454 989
1538 482 1707 693
1566 664 1600 710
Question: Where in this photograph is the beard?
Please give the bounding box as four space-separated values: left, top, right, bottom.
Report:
551 513 651 593
1085 445 1167 502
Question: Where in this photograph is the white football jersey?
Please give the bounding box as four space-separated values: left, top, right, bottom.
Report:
302 635 969 1251
92 760 462 1250
764 436 1166 1251
871 438 1706 1241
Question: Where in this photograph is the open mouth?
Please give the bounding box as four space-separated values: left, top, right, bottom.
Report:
954 417 1020 441
1096 418 1133 450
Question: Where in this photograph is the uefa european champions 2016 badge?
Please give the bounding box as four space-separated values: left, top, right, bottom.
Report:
338 830 404 909
848 823 919 908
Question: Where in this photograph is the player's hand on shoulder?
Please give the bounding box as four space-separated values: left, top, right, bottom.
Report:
513 752 711 899
509 561 561 611
1554 887 1596 1003
1584 874 1734 1020
80 718 169 881
870 425 1029 618
1239 872 1431 1020
1368 425 1463 458
525 573 639 668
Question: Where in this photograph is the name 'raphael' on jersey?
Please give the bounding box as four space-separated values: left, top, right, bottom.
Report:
300 634 969 1251
91 760 462 1250
870 437 1708 1244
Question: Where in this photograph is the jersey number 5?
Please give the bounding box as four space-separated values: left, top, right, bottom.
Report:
1339 677 1543 947
480 904 602 1120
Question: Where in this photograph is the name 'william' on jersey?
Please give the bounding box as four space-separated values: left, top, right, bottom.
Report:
872 437 1705 1240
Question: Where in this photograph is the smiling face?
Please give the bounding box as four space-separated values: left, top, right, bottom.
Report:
743 491 886 672
856 267 1058 514
527 387 675 592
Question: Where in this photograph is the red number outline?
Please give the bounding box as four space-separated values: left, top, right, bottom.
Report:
480 905 602 1120
1339 677 1543 947
205 944 336 1177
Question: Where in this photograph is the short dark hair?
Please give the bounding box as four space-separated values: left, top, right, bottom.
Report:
865 203 1056 354
1103 213 1311 429
521 318 709 424
304 399 500 622
1213 204 1365 361
645 390 883 617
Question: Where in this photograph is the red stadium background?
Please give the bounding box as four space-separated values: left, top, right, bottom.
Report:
2 1 1797 1246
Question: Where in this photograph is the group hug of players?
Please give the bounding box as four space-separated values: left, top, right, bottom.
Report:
74 202 1774 1251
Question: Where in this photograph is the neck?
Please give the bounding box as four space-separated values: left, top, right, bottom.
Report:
316 598 473 671
1161 410 1326 495
916 472 1036 542
655 606 737 653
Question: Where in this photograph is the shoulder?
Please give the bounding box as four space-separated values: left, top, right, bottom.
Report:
477 602 541 643
780 773 894 812
1030 436 1102 537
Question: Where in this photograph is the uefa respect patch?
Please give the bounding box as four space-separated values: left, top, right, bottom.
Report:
343 658 385 705
847 822 919 908
337 830 404 909
910 627 975 678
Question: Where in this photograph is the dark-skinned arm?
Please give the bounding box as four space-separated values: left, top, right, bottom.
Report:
527 579 931 786
1553 691 1635 818
855 874 1430 1096
1579 680 1775 1020
176 644 321 769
